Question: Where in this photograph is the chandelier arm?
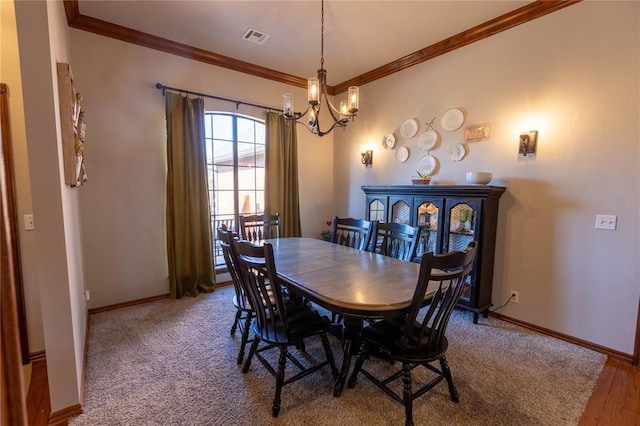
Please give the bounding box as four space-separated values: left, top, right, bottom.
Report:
323 95 348 123
315 117 348 137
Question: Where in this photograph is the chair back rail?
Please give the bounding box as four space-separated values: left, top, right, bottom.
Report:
406 242 477 353
216 228 246 309
231 240 289 342
373 222 420 262
330 216 376 251
239 213 281 242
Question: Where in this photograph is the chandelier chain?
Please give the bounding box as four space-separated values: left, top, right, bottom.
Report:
320 0 324 69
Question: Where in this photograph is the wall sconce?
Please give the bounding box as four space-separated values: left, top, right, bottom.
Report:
360 146 373 167
519 130 538 156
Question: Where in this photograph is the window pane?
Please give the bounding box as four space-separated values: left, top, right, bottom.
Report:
212 115 233 141
239 190 264 215
237 117 255 143
255 122 265 145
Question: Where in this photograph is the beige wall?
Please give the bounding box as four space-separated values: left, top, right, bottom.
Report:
13 0 86 412
1 0 44 353
67 29 333 308
334 2 640 354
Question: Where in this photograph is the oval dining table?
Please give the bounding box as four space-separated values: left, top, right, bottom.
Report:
265 237 441 397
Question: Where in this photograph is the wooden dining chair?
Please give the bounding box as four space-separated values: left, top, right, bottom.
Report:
330 216 376 251
232 238 338 417
347 242 477 426
216 227 254 365
371 222 420 262
239 213 281 242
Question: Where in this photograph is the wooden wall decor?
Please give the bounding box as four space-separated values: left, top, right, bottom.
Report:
56 63 87 187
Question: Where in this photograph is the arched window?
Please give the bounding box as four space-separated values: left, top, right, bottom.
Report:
204 112 265 266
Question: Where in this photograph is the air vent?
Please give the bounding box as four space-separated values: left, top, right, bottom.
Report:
242 28 270 45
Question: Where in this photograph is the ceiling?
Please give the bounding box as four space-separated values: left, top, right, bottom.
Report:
70 1 578 91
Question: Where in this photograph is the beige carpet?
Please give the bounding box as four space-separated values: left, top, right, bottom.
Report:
69 286 605 425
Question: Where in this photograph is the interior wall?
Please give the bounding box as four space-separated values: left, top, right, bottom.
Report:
334 2 640 354
0 0 44 355
68 29 334 309
14 0 85 411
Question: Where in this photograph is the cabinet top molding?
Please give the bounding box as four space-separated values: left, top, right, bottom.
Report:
362 185 506 198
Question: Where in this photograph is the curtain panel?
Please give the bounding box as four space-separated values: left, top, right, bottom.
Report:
165 92 215 298
264 112 301 237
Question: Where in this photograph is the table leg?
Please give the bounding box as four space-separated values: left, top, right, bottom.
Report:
333 316 362 397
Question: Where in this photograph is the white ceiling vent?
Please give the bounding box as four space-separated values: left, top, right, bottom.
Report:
242 28 270 45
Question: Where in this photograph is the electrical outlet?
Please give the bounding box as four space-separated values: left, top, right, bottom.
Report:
510 290 519 304
595 214 617 230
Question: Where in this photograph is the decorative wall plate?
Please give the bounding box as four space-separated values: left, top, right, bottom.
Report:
447 143 466 162
395 146 410 163
441 108 465 131
382 133 396 149
400 118 419 138
418 155 437 176
419 130 438 151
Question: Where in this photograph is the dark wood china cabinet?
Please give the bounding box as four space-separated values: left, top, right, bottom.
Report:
362 185 506 323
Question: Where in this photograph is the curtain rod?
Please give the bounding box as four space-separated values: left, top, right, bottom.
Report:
155 83 282 113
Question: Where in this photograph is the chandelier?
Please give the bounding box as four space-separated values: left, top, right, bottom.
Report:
282 0 359 137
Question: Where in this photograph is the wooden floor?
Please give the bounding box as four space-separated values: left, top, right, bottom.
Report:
579 357 640 426
26 359 50 426
26 357 639 425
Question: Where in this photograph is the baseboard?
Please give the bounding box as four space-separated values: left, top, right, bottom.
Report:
88 293 170 315
490 312 634 364
48 403 82 425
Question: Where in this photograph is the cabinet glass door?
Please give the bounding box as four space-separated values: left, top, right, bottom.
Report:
446 203 476 252
415 201 439 257
390 198 411 224
445 200 479 303
368 198 386 222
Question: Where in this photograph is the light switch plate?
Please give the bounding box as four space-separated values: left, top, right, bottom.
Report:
23 214 34 231
595 214 617 230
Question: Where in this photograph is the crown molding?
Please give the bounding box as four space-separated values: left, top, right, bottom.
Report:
63 0 581 95
334 0 582 93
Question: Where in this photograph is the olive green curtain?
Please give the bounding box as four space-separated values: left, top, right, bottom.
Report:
165 92 215 298
264 111 301 237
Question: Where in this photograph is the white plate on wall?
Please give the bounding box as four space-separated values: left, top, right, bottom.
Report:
382 133 396 149
441 108 465 131
447 143 466 162
395 146 410 163
418 155 437 176
419 130 438 151
400 118 419 138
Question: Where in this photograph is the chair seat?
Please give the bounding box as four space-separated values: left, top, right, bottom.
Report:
361 318 448 363
251 304 329 344
233 284 281 311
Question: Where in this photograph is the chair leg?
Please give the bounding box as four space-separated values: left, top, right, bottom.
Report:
320 333 338 378
272 346 287 417
296 339 306 353
402 363 414 426
230 309 242 335
439 356 459 403
242 338 260 373
237 312 252 365
347 344 368 388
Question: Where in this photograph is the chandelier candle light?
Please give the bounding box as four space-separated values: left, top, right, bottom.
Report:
283 0 359 136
